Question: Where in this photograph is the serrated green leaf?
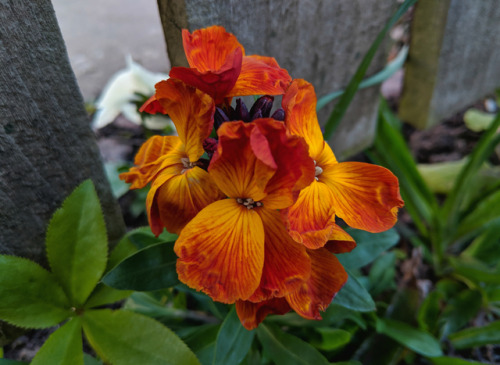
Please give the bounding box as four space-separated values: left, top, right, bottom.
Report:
334 269 376 312
84 283 132 309
213 307 254 365
82 309 200 365
338 229 399 269
256 324 329 365
376 318 443 357
430 356 484 365
46 180 108 306
0 255 71 328
31 317 83 365
102 241 178 291
449 321 500 349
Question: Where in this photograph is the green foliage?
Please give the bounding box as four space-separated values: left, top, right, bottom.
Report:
449 321 500 349
335 269 376 312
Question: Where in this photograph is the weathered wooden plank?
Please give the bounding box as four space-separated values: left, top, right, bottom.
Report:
0 0 125 266
158 0 396 159
400 0 500 129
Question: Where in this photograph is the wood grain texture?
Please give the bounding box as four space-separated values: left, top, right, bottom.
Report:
0 0 125 264
160 0 396 159
400 0 500 129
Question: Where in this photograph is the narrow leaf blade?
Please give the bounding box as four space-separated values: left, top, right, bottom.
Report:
46 180 108 306
449 321 500 349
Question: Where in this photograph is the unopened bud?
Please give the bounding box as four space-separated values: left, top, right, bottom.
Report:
250 95 274 120
235 99 250 123
214 107 230 130
203 138 218 158
271 108 285 121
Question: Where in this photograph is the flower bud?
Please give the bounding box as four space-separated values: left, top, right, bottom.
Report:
214 107 230 130
235 98 250 123
203 137 218 158
250 95 274 120
271 108 285 121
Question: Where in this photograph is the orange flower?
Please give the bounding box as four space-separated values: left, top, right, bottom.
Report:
120 79 224 235
174 119 316 304
281 79 404 249
169 26 291 104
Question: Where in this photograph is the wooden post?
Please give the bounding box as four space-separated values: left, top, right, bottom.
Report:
0 0 125 264
400 0 500 129
157 0 396 159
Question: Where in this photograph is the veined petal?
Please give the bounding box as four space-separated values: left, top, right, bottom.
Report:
284 180 337 249
155 79 215 162
321 162 404 233
147 166 224 235
139 94 167 114
236 298 291 330
324 225 357 254
174 199 265 303
282 79 325 159
228 55 291 97
210 121 277 200
253 119 315 210
248 209 311 302
119 136 183 189
182 26 245 72
286 248 347 320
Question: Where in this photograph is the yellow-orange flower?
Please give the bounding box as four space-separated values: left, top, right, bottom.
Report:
120 78 224 235
174 119 316 304
281 79 404 249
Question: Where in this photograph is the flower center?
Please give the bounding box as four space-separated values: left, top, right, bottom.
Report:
314 160 323 181
236 198 263 209
181 157 195 174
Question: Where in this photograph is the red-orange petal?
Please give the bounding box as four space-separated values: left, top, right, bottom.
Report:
139 95 167 114
154 79 215 162
282 79 325 159
236 298 291 330
119 135 183 189
174 199 265 303
209 121 277 200
248 208 311 302
147 166 224 235
321 161 404 233
283 180 337 249
286 248 348 320
324 225 357 254
227 55 291 97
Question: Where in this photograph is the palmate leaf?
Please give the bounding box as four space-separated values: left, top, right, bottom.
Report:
102 241 178 291
82 309 200 365
46 180 108 306
256 323 329 365
0 255 71 329
31 317 83 365
213 307 254 365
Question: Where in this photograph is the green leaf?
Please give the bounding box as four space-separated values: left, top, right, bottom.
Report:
368 252 397 297
46 180 108 306
449 321 500 349
31 317 83 365
462 223 500 266
450 257 500 285
338 229 399 269
312 328 351 351
180 325 220 365
464 108 496 132
317 46 408 110
375 318 443 357
0 360 29 365
0 255 71 328
417 291 443 333
256 323 329 365
323 0 417 139
334 269 376 312
439 289 482 339
430 356 485 365
84 283 132 309
102 241 178 291
213 307 254 365
83 354 103 365
82 309 200 365
104 162 131 199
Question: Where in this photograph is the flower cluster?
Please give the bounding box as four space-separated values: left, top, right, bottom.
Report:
120 25 404 330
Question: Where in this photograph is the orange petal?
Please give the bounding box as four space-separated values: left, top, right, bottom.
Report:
248 208 311 302
174 199 265 303
324 225 357 254
286 248 347 320
227 55 291 97
253 119 315 210
147 166 224 235
182 26 245 72
282 79 325 159
139 95 167 114
236 298 291 330
119 136 183 189
321 162 404 233
154 79 215 162
209 121 277 200
283 180 337 249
